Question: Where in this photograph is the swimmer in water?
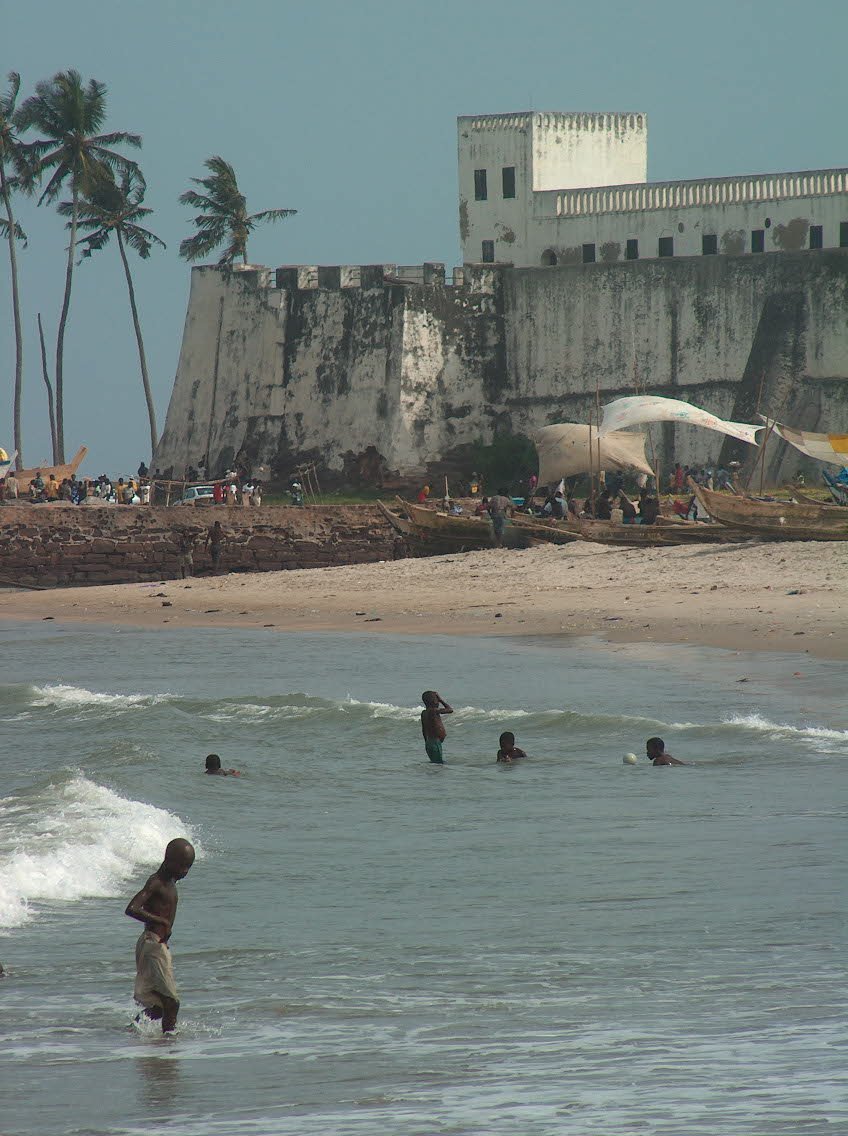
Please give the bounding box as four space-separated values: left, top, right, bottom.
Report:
496 731 527 763
646 737 688 766
204 753 240 776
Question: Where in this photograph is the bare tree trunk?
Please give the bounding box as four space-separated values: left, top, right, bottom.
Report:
1 165 24 469
117 230 157 460
54 180 78 463
37 313 58 463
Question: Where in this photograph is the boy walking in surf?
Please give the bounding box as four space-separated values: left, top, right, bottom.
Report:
125 838 195 1033
420 690 453 764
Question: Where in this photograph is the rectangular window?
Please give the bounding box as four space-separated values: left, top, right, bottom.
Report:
840 221 848 247
481 239 495 263
474 169 487 201
702 234 718 255
502 166 516 199
625 238 639 260
810 224 823 249
658 236 674 258
751 229 765 253
582 243 596 263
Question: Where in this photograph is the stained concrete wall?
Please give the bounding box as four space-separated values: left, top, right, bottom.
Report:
155 252 848 488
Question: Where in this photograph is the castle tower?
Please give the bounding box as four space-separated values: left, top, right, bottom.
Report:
457 111 648 265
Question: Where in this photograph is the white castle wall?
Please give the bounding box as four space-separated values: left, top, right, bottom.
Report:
155 254 848 487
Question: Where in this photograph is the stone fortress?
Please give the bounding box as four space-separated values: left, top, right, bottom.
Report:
154 111 848 485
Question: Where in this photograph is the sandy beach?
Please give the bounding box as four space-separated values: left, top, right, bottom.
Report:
2 539 845 659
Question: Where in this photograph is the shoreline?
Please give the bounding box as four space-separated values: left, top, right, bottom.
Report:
2 540 846 660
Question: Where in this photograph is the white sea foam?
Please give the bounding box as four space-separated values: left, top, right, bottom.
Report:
720 712 848 745
30 683 167 711
0 776 198 931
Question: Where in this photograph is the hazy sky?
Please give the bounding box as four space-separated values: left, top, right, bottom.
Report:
4 0 848 474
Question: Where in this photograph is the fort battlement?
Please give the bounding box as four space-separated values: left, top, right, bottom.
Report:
225 263 497 293
548 166 848 217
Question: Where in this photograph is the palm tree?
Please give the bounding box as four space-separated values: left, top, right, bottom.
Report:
16 70 141 462
0 72 31 469
59 169 165 459
179 155 296 266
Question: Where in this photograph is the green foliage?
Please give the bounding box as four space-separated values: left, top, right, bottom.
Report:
179 155 296 265
59 167 165 261
468 433 537 492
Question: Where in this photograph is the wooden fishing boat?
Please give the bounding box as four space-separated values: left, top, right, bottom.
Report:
510 514 582 545
12 446 88 486
689 478 848 539
401 498 494 541
577 518 734 547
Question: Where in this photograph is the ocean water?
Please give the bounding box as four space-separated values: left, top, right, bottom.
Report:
1 622 846 1136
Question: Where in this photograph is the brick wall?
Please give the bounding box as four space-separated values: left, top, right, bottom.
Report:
0 504 399 587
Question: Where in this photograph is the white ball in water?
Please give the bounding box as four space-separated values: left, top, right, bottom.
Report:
623 753 639 765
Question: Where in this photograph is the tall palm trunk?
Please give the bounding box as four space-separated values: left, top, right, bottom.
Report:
37 313 58 462
1 164 24 469
54 180 78 463
117 229 157 459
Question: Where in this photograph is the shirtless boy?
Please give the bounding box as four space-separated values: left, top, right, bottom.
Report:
646 737 687 766
496 731 527 763
125 838 195 1032
420 690 453 764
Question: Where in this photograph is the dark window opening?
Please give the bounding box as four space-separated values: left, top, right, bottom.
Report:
810 224 823 249
541 249 558 266
582 243 596 264
481 239 495 263
625 238 639 260
474 169 487 201
702 234 718 255
751 229 765 253
658 236 674 258
502 166 516 199
840 221 848 247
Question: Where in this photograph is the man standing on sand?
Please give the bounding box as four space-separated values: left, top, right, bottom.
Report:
487 488 513 546
125 838 195 1033
420 690 453 764
205 520 224 573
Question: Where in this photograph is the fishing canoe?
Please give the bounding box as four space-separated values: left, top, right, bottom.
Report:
689 478 848 539
11 446 88 486
577 518 733 547
510 514 582 545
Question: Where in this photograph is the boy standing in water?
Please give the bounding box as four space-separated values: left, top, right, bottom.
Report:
125 838 195 1033
420 690 453 763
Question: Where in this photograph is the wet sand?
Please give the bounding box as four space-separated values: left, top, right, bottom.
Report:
2 539 846 659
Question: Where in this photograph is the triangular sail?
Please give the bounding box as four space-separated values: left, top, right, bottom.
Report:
599 396 762 446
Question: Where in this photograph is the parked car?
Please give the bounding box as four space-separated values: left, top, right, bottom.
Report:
175 485 216 505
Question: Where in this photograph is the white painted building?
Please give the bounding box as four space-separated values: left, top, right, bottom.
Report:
458 111 848 267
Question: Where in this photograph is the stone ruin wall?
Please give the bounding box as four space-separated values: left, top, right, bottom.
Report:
154 253 848 487
0 504 396 588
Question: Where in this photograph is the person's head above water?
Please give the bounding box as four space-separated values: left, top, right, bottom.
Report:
205 753 222 772
499 731 515 748
646 737 665 759
163 837 195 879
422 691 439 708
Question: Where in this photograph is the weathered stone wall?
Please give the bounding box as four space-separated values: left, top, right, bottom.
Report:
0 505 396 588
154 252 848 488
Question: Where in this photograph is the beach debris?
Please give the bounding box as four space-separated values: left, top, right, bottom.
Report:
737 677 748 682
162 601 172 607
42 615 54 620
365 617 382 622
786 589 803 595
263 623 275 627
205 608 221 613
355 611 366 616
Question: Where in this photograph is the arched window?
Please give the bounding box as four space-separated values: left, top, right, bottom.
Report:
541 249 558 266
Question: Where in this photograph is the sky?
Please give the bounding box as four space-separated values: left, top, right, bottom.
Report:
3 0 848 475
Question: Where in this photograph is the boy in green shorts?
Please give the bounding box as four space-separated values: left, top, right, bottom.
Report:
420 690 453 763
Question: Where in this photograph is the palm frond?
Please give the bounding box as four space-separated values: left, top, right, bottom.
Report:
0 215 27 243
248 207 297 223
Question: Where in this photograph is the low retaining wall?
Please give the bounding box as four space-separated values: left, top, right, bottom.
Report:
0 504 398 588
